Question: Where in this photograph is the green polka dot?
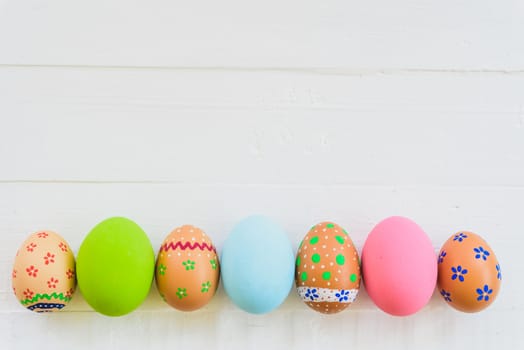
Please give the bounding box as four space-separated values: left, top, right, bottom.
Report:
301 271 308 281
322 271 331 280
310 225 316 231
350 273 357 283
343 229 348 234
336 254 345 265
335 236 345 244
312 253 320 263
296 256 301 267
309 236 319 245
326 223 335 228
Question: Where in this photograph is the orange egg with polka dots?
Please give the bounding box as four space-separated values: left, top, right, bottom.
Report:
295 222 361 314
155 225 220 311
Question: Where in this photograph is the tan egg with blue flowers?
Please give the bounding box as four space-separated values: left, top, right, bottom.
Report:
155 225 220 311
437 231 501 313
295 222 361 314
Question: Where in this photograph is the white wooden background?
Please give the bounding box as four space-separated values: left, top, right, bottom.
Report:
1 0 523 349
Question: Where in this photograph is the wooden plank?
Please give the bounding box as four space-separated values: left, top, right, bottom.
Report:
1 67 523 185
0 0 523 69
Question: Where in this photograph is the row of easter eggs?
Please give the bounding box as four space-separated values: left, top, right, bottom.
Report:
12 215 501 316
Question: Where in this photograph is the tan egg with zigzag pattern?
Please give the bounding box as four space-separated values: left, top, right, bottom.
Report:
155 225 220 311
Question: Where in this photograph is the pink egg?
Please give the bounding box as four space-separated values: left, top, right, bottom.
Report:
361 216 437 316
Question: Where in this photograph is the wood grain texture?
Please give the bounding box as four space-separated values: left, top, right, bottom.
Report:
0 0 523 69
1 0 523 349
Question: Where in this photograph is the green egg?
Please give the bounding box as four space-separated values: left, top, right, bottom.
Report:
76 217 154 316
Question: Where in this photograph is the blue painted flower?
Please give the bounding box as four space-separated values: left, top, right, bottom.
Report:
335 289 350 302
438 250 447 264
474 246 490 261
476 284 493 301
451 265 468 282
496 264 502 280
305 288 319 301
440 289 452 302
453 233 468 242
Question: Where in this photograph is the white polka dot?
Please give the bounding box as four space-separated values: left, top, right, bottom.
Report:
324 235 328 239
322 245 326 249
303 264 307 268
312 278 316 282
311 265 315 270
330 262 334 266
321 265 325 269
303 254 307 258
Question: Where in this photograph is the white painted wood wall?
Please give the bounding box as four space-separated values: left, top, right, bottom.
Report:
1 1 523 349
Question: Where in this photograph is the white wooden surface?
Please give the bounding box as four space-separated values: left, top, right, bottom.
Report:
1 1 523 349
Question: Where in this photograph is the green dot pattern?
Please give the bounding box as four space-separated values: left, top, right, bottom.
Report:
322 271 331 280
309 236 319 245
296 256 301 267
326 223 335 228
335 236 345 244
301 271 308 281
336 254 345 265
312 253 320 263
350 273 357 282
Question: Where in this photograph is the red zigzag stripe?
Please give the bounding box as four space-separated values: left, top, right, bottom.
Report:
160 241 216 253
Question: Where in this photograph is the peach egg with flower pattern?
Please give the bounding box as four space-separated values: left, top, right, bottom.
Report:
12 231 76 312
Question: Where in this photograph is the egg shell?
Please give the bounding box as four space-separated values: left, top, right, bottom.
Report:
437 231 501 313
362 216 437 316
12 231 76 312
295 222 361 314
155 225 220 311
76 217 155 317
221 215 294 314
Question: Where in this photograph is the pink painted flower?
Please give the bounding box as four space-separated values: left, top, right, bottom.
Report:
37 232 49 238
26 265 38 277
44 252 55 265
12 269 17 279
58 242 68 252
47 277 58 288
66 269 75 280
65 288 74 298
23 288 34 299
26 242 37 252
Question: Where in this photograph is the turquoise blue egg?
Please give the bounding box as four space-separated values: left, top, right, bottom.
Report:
221 215 294 314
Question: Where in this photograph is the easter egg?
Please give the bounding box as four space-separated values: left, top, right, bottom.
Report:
12 231 76 312
362 216 437 316
295 222 361 314
221 215 294 314
437 231 501 312
155 225 220 311
76 217 155 316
